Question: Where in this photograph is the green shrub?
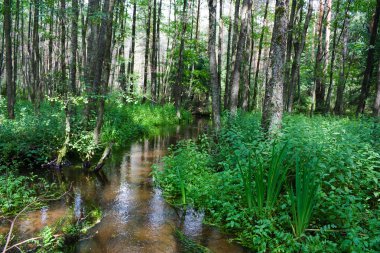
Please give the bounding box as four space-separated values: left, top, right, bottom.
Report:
155 112 380 252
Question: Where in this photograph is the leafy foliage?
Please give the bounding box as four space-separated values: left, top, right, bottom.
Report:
154 112 380 252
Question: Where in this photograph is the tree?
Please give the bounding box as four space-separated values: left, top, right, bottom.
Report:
208 0 221 130
357 0 380 115
4 0 15 119
70 0 79 95
287 0 313 112
253 0 269 110
373 59 380 117
229 0 253 115
262 0 288 133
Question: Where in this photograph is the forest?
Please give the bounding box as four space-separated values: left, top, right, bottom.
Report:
0 0 380 252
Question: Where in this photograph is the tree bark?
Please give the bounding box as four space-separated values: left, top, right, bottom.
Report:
151 0 158 102
4 0 15 119
313 0 325 114
253 0 269 110
70 0 79 95
173 0 188 118
283 0 297 110
142 1 152 102
224 0 233 109
261 0 288 133
208 0 221 130
287 0 313 112
334 12 350 115
93 0 115 145
60 0 67 95
374 60 380 117
229 0 252 115
357 0 380 115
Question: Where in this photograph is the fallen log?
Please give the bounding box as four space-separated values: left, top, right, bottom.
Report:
90 142 114 172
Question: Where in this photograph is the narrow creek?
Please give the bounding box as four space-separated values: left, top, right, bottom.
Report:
1 119 250 252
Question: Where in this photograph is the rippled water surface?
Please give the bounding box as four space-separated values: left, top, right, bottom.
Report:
1 119 250 252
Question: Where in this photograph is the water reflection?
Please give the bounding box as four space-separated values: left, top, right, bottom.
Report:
0 119 250 252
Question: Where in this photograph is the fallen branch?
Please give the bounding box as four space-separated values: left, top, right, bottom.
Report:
4 234 63 252
91 142 114 172
2 186 72 253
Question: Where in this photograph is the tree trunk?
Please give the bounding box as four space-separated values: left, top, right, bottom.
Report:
334 12 349 115
283 0 297 110
287 0 313 112
241 10 252 111
70 0 79 95
253 0 269 110
60 0 66 95
173 0 188 118
217 0 223 92
357 0 380 115
313 0 325 114
208 0 221 130
229 0 252 115
83 0 100 123
224 0 233 109
261 0 288 133
374 60 380 117
93 0 115 145
142 1 152 102
32 0 41 111
128 0 137 95
4 0 15 119
151 0 158 102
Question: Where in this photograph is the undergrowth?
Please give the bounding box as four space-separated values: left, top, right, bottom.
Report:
154 112 380 252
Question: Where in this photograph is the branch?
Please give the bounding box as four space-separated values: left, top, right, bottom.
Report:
2 185 72 253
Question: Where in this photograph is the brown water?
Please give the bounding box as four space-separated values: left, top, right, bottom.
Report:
1 119 250 252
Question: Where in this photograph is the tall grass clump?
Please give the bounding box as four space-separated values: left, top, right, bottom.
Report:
290 158 319 237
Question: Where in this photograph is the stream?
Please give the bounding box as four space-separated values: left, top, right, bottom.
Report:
1 119 249 252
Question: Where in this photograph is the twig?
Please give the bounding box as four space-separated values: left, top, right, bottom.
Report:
4 234 63 252
2 185 72 253
305 228 367 237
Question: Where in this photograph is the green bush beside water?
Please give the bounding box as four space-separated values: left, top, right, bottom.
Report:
154 113 380 252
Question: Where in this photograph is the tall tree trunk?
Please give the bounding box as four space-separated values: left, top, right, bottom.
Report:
287 0 313 112
208 0 221 130
60 0 67 95
241 10 252 111
224 0 233 109
357 0 380 115
4 0 15 119
151 0 158 102
217 0 223 92
283 0 297 110
261 0 288 133
13 0 20 106
93 0 115 145
229 0 252 115
253 0 269 110
118 1 126 93
70 0 79 95
83 0 100 123
128 0 137 95
313 0 325 113
334 12 350 115
142 1 152 102
374 60 380 117
32 0 41 111
173 0 188 118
